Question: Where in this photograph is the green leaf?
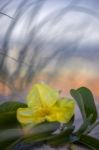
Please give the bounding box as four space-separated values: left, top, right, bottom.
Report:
70 87 97 124
0 128 23 150
69 135 79 142
0 101 27 129
6 122 60 149
0 101 27 112
47 126 75 146
30 122 60 135
70 89 86 121
0 101 26 149
64 115 75 127
77 87 97 123
85 121 99 134
78 134 99 150
0 139 16 150
22 122 60 143
23 133 51 143
21 122 60 145
0 128 23 142
75 114 93 136
60 115 74 133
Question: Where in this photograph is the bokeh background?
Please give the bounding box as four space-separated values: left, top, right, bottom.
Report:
0 0 99 102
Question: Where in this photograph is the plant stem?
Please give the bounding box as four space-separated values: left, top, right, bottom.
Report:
84 122 99 134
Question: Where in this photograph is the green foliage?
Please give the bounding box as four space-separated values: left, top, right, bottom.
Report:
70 87 99 149
0 101 27 149
78 87 97 123
0 87 99 150
47 126 75 146
70 87 97 124
4 122 60 150
30 122 60 135
0 101 27 129
79 134 99 150
75 114 93 136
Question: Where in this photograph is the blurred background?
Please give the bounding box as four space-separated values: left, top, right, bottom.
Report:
0 0 99 103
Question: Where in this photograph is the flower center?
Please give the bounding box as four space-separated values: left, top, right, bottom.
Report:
40 108 50 117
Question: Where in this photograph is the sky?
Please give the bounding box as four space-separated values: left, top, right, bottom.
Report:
0 0 99 100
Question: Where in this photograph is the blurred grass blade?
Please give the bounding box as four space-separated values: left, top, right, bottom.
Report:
78 134 99 150
0 11 14 19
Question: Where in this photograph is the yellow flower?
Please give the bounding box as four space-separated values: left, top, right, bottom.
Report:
17 83 75 125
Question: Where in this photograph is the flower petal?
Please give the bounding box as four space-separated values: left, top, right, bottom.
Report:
26 83 59 107
26 85 42 108
32 110 45 124
57 98 75 109
17 108 34 124
47 99 75 123
57 99 75 123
